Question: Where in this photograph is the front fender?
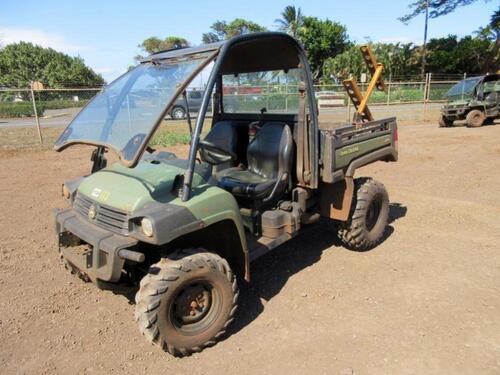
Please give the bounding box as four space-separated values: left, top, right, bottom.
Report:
131 184 247 253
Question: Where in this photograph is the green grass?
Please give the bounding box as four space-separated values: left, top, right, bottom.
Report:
150 120 209 148
151 131 191 147
0 120 195 151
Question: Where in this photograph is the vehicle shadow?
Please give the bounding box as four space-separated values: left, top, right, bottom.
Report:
223 202 407 341
388 202 407 224
110 202 407 343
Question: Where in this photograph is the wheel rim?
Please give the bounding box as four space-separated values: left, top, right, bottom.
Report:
172 108 184 119
170 280 222 335
366 197 382 231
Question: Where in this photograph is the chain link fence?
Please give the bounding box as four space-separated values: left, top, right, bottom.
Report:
0 73 464 149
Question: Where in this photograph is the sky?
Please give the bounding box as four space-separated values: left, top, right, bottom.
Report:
1 0 498 82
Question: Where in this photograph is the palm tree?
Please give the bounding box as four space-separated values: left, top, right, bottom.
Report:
275 5 303 38
421 0 429 78
487 7 500 72
476 6 500 72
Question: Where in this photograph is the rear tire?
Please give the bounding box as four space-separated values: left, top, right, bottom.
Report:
336 178 389 251
466 109 485 127
135 249 238 356
438 115 453 127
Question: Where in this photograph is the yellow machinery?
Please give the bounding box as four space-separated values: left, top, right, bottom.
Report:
342 45 386 123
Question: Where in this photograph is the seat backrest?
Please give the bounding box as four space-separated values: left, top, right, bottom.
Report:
202 121 239 170
247 122 293 180
484 91 498 103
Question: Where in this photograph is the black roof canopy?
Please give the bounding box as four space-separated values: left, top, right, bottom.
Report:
144 41 224 61
143 32 304 74
483 73 500 82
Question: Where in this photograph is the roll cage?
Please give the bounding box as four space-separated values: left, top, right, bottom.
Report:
55 32 319 202
176 32 319 201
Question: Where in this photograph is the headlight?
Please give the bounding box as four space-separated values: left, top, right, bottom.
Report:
62 184 71 199
141 217 154 237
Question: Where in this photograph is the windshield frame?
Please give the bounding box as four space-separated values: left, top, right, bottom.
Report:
446 76 483 100
54 49 219 167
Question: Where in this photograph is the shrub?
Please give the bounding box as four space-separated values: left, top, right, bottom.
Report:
40 99 89 110
0 102 46 118
0 99 90 118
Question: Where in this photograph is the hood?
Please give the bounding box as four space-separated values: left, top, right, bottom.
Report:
77 159 209 212
444 99 469 107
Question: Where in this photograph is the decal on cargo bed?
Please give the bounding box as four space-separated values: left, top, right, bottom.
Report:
340 146 359 156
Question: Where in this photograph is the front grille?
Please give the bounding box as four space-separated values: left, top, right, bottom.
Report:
74 193 129 234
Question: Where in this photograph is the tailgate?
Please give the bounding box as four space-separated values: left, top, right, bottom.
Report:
320 118 398 183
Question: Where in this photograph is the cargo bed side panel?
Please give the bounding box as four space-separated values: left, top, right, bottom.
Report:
335 134 392 169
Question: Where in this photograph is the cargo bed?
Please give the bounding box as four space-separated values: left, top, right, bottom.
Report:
319 117 398 183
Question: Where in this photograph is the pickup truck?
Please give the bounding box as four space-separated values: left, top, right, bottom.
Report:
169 89 240 119
53 32 398 356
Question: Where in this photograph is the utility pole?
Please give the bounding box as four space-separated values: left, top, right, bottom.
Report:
421 0 429 78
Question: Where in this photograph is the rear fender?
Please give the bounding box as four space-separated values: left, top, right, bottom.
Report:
319 177 354 221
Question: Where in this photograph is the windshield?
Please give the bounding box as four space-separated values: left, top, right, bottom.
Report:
481 79 500 95
446 77 482 99
222 68 304 114
55 52 215 164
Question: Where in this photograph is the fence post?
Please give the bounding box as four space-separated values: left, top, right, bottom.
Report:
422 73 428 122
461 72 466 100
347 93 351 122
266 83 270 110
422 72 432 122
427 73 432 101
285 82 288 112
386 72 392 106
30 82 43 144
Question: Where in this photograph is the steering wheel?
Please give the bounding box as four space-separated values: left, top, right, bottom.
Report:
198 140 237 165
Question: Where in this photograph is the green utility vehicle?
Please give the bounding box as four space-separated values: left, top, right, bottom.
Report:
54 33 398 356
439 73 500 127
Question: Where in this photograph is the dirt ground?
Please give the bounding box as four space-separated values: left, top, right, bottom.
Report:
1 122 500 375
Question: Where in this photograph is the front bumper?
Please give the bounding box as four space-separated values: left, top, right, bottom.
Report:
54 208 138 284
441 107 467 118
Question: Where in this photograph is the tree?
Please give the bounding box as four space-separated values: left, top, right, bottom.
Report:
322 43 419 82
425 34 491 73
275 5 304 38
138 36 190 55
400 0 486 22
297 17 351 80
202 19 267 43
476 6 500 71
134 36 190 62
0 42 104 88
400 0 490 75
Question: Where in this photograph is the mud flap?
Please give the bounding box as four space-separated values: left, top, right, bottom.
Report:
319 177 354 222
